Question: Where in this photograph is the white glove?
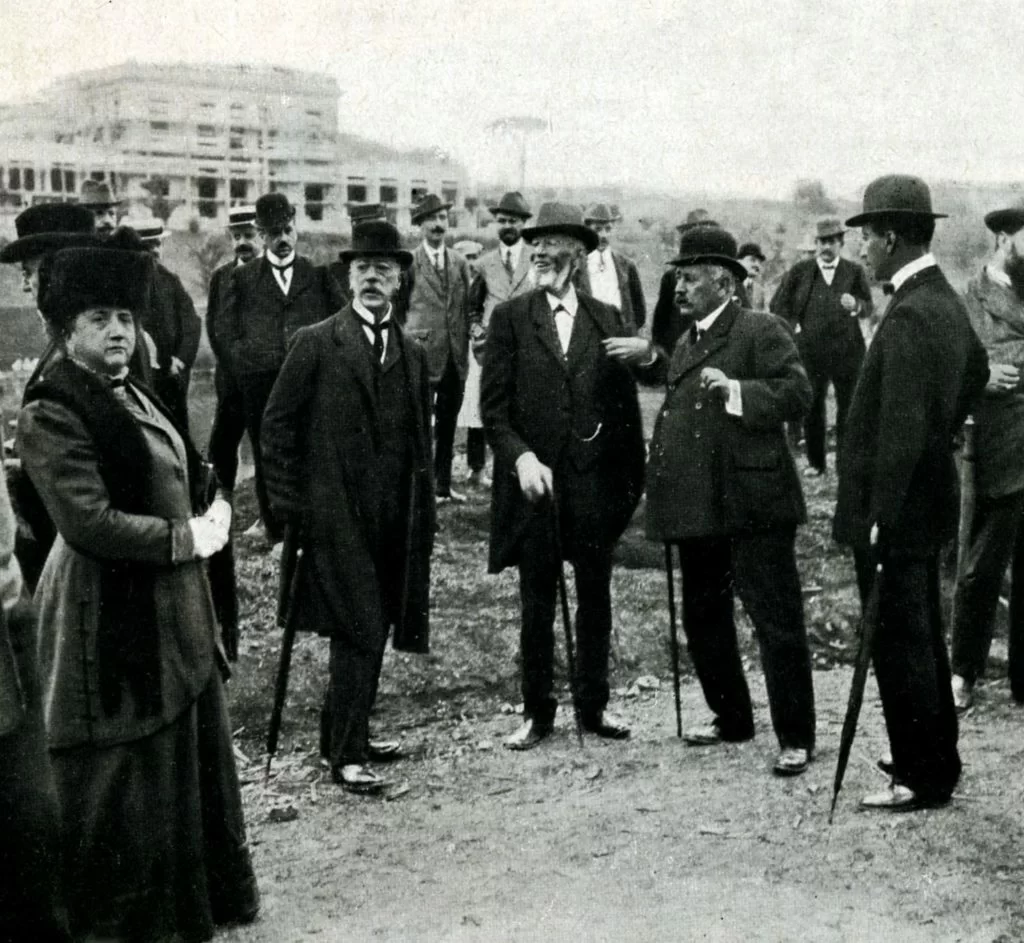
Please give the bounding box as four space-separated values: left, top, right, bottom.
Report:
188 515 229 559
204 497 232 533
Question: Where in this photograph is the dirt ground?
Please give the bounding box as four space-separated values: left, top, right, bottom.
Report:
218 412 1024 943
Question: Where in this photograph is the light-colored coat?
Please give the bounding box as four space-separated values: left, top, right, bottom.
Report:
468 243 535 328
18 392 217 749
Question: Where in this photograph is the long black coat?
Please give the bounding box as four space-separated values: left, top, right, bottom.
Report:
834 265 989 555
645 302 811 540
260 309 435 652
481 288 645 572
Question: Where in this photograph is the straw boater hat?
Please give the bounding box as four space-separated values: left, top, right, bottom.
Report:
79 179 122 209
337 221 412 268
489 191 532 220
410 193 453 225
121 218 168 248
0 203 97 263
254 193 296 229
984 206 1024 235
453 240 483 260
227 205 257 228
38 238 154 335
845 175 947 227
521 202 600 253
669 226 749 281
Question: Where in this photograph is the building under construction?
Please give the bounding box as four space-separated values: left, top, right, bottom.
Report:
0 61 468 232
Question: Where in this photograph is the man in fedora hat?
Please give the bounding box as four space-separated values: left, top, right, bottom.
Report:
481 202 645 750
222 192 345 543
626 225 816 776
405 193 475 503
206 206 260 495
835 174 988 810
651 209 721 354
770 216 874 476
262 221 435 794
578 203 646 331
79 179 122 235
948 206 1024 712
460 191 535 489
122 218 201 431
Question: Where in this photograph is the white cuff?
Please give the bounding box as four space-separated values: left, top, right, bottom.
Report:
725 379 743 417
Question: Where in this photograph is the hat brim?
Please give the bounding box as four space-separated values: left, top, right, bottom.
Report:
0 232 99 264
668 252 749 281
521 223 600 253
411 202 453 225
79 201 124 210
845 209 948 227
488 207 532 220
338 249 413 268
984 209 1024 235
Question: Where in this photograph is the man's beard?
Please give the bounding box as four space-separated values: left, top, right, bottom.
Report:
1006 252 1024 302
533 260 572 292
498 228 520 247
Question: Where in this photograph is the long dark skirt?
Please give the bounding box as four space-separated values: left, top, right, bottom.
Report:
52 674 258 942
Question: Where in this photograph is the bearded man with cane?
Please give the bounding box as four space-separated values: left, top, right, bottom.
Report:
481 203 644 751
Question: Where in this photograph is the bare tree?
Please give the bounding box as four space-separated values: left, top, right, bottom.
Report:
188 233 231 293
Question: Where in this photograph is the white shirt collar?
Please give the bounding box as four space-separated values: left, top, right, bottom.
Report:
987 263 1012 290
423 241 445 262
696 298 731 332
352 298 392 326
545 283 579 317
890 252 937 292
265 248 296 267
817 256 839 271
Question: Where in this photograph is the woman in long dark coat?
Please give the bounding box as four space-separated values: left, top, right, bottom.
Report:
18 242 258 941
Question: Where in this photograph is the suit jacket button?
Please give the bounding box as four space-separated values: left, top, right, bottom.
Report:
694 431 702 439
695 401 703 410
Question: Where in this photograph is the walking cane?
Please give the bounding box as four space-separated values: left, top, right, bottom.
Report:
549 487 584 747
664 543 683 738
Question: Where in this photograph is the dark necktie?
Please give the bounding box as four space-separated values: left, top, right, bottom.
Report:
689 324 704 346
368 319 390 363
504 251 514 278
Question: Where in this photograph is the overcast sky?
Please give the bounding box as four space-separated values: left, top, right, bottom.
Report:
1 0 1020 198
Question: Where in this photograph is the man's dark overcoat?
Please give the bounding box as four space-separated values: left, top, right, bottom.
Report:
222 256 345 376
646 302 809 541
260 309 435 652
576 249 648 330
834 267 989 555
481 289 645 573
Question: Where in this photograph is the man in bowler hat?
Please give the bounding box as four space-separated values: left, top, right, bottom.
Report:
482 202 644 750
262 221 435 794
78 179 122 235
222 193 345 542
624 226 816 776
948 206 1024 711
770 217 874 476
404 193 476 503
462 191 535 488
835 175 988 810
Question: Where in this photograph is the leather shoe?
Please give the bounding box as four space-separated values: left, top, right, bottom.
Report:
952 674 973 712
436 488 467 504
368 739 403 762
504 718 552 751
773 747 811 776
332 764 388 794
877 751 894 775
684 720 752 746
860 783 922 811
582 711 631 740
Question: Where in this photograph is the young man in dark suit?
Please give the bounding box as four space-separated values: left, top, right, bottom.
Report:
770 217 874 475
578 203 647 331
617 226 816 777
404 193 476 503
261 222 435 794
835 175 989 810
482 203 645 751
222 193 346 542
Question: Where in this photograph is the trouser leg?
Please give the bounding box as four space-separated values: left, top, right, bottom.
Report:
950 491 1024 683
856 550 961 801
207 367 247 491
517 514 559 726
571 544 614 719
803 355 828 472
466 429 487 473
433 359 465 494
238 370 282 540
830 352 862 464
324 630 389 768
1009 515 1024 700
733 528 815 750
676 538 754 739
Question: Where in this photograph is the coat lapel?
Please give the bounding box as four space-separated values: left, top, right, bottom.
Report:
511 246 533 293
567 294 616 374
332 307 377 404
668 301 738 384
530 292 569 371
415 246 446 303
287 257 314 301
